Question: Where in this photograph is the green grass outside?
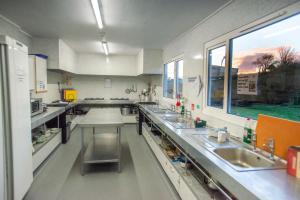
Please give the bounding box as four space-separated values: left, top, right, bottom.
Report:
230 104 300 122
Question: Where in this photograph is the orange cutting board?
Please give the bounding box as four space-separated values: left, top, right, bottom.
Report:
256 115 300 160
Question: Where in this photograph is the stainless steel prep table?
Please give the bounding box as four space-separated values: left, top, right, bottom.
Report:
77 108 124 175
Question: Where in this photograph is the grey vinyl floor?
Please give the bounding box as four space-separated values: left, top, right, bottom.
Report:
56 125 179 200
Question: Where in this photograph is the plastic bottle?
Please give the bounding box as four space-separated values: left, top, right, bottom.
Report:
175 95 181 112
243 118 252 144
180 97 185 115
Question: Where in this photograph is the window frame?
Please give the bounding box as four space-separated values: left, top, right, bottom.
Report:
203 2 300 125
175 59 184 97
163 57 184 100
163 61 176 99
206 44 227 109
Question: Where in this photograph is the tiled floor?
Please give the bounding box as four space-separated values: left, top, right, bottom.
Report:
56 125 179 200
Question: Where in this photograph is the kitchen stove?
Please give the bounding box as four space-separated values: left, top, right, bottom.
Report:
110 98 129 100
84 97 105 100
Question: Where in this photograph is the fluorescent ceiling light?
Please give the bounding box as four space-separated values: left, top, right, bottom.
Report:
102 41 109 55
91 0 103 29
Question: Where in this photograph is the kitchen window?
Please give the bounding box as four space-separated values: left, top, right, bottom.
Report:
163 59 184 99
207 46 226 109
205 12 300 122
176 60 184 96
163 62 175 98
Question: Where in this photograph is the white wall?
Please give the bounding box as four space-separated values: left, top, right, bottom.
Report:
71 75 150 100
31 71 63 103
162 0 299 137
0 15 31 47
149 75 163 102
30 38 59 70
76 53 138 76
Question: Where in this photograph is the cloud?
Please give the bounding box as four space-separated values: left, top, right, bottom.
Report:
232 46 300 74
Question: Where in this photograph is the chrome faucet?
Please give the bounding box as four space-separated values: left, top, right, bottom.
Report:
263 138 275 160
217 127 230 141
185 110 192 119
170 104 176 112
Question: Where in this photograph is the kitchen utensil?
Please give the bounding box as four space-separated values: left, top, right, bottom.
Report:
121 106 131 115
125 88 130 94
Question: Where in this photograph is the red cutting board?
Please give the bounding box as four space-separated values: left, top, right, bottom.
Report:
256 114 300 159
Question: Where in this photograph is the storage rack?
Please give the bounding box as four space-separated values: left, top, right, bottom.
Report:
141 112 235 200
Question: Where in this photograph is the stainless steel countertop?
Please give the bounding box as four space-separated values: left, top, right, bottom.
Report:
31 107 65 129
76 99 156 105
140 105 300 200
77 108 124 128
47 102 76 110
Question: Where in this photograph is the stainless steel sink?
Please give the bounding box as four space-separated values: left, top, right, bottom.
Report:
149 107 177 115
213 147 286 171
163 116 196 129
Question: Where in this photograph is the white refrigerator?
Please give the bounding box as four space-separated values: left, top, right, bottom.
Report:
0 36 33 200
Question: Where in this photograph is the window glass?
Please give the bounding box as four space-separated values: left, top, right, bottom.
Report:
176 60 183 96
207 46 226 108
163 62 175 98
229 14 300 121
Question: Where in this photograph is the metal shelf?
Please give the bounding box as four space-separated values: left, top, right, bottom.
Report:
143 123 231 200
83 133 120 164
33 130 61 155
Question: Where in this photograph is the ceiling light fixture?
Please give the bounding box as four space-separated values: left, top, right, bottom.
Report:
102 41 109 55
91 0 103 29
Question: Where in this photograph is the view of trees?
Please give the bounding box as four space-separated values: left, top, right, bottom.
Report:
252 46 300 104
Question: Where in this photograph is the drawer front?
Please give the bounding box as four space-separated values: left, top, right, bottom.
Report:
142 126 180 192
165 161 180 190
179 178 198 200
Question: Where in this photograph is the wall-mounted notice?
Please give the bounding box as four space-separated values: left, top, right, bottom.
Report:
237 73 258 95
187 75 203 97
104 78 112 88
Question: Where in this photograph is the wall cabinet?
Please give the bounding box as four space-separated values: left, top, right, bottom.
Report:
29 55 47 92
31 38 76 73
137 49 163 75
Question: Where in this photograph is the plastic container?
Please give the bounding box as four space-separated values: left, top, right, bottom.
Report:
194 120 206 128
243 118 252 144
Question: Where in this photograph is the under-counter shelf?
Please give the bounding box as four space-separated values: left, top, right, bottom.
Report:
142 123 216 200
32 130 62 171
83 133 119 164
32 130 61 154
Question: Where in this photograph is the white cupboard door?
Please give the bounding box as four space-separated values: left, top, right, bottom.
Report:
166 162 180 191
35 56 47 93
28 56 35 90
179 178 198 200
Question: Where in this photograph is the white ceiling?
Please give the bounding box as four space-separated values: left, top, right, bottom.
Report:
0 0 229 55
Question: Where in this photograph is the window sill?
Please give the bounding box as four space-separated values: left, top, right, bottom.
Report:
202 106 257 128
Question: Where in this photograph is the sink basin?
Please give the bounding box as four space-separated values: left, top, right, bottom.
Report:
213 147 286 171
149 107 177 115
163 116 196 129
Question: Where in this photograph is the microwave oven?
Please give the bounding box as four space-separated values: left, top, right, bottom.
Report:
31 98 43 117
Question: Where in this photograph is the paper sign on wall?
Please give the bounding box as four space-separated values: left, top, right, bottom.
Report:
237 73 258 95
187 75 203 97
